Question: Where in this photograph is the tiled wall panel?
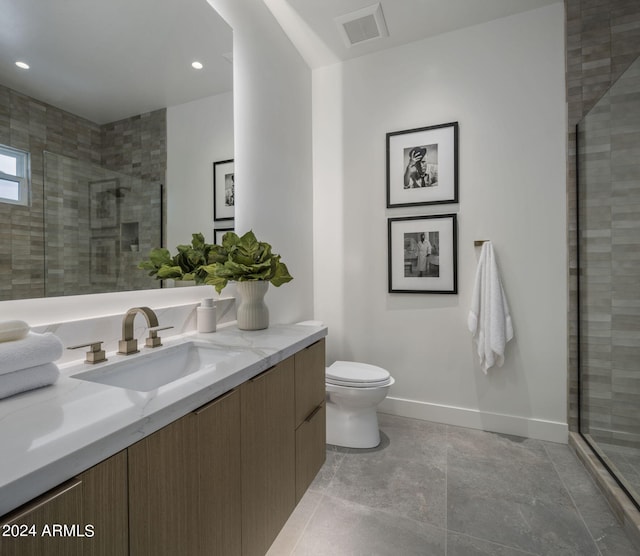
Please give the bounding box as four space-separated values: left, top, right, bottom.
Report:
578 56 640 448
566 0 640 433
101 110 166 184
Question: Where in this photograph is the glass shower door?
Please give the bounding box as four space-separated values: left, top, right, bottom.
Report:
43 151 162 297
577 55 640 509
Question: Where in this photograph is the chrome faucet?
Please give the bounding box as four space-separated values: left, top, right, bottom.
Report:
118 306 164 355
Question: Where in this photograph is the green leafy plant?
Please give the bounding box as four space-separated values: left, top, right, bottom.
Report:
138 233 215 284
202 230 293 294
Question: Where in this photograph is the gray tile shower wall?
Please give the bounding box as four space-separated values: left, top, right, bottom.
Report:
100 109 166 184
565 0 640 432
577 57 640 448
566 1 640 545
0 83 167 301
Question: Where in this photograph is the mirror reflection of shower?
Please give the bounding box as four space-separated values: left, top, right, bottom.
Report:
43 151 162 297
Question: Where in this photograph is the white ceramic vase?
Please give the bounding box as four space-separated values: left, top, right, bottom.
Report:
236 281 269 330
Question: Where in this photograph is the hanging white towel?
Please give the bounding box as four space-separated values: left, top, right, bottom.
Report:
0 363 60 400
468 242 514 373
0 332 64 376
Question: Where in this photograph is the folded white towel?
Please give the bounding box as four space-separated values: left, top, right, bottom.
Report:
0 363 60 400
0 320 30 343
468 242 514 373
0 332 64 376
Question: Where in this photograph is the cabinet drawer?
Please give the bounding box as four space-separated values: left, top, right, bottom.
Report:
80 451 128 556
241 357 295 556
0 479 83 556
295 402 326 503
294 339 326 428
196 389 242 556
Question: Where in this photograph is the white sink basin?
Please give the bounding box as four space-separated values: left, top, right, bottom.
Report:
71 341 236 392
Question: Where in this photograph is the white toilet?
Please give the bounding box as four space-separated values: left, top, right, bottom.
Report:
325 361 394 449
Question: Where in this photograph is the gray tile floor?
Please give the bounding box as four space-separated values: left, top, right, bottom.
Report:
268 414 640 556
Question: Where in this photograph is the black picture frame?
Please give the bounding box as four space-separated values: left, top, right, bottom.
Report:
386 122 459 208
388 214 458 294
89 178 119 229
214 227 234 244
213 159 234 222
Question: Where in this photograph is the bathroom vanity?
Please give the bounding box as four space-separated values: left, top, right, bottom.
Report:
0 323 327 556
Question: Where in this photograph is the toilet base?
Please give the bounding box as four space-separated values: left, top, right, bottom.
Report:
326 402 381 449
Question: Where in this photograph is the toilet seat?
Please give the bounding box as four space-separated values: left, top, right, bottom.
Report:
326 361 391 388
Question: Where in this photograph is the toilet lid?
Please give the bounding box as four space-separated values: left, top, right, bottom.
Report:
326 361 391 387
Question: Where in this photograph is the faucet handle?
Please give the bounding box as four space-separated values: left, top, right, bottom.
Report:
118 338 139 356
145 326 174 348
68 341 107 364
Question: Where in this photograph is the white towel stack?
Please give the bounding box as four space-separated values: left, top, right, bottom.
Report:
0 321 63 400
468 242 514 373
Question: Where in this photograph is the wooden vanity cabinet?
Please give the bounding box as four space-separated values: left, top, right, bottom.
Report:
0 450 127 556
128 389 241 556
0 480 83 556
294 339 326 503
240 357 296 556
80 450 128 556
196 390 242 556
128 413 200 556
240 339 327 556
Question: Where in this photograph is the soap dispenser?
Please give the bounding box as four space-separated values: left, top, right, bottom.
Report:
197 298 217 333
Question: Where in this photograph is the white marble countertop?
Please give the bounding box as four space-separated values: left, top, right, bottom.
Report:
0 322 327 517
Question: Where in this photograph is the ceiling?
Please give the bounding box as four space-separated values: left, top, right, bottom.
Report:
0 0 560 125
283 0 560 67
0 0 233 124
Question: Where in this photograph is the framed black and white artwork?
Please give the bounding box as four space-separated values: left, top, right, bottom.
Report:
89 179 119 229
90 237 118 285
213 159 234 222
386 122 459 208
388 214 458 294
214 227 234 244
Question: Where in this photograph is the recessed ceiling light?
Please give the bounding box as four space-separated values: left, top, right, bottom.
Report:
191 61 203 70
15 61 30 70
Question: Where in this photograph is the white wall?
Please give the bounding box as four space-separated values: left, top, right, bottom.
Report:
208 0 314 326
167 91 234 248
314 4 568 442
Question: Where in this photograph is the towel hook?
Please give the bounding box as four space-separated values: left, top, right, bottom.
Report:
474 240 490 247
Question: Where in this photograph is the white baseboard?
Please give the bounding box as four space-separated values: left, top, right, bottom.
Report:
378 396 568 444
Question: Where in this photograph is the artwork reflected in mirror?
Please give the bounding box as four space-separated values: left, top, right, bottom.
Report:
214 159 235 222
89 179 120 229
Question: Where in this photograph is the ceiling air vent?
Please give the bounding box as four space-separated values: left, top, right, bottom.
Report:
335 3 389 48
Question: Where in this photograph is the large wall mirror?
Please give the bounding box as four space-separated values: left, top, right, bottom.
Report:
577 54 640 510
0 0 232 301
